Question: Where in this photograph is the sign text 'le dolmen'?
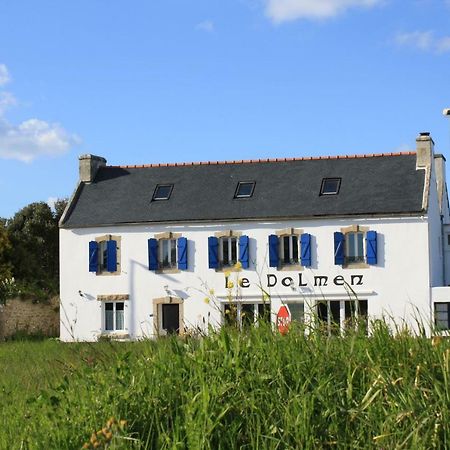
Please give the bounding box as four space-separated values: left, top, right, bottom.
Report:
225 273 364 289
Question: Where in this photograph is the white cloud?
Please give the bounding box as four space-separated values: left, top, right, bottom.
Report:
0 64 10 86
0 63 80 162
0 118 81 163
0 92 16 115
265 0 383 23
196 20 214 32
436 36 450 53
395 31 450 53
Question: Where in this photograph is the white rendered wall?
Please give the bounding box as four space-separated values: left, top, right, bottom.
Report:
60 215 434 341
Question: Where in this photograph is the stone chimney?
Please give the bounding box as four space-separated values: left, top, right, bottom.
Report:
434 154 447 213
79 154 107 183
416 132 434 169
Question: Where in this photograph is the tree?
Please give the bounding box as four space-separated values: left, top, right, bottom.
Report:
6 199 68 294
0 220 12 280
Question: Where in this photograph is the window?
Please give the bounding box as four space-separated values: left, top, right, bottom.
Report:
159 238 177 269
208 233 249 270
320 178 341 195
104 302 125 332
89 235 120 275
268 231 311 268
285 302 304 324
280 235 299 265
317 300 368 335
345 232 365 264
234 181 255 199
435 303 450 330
148 234 187 271
152 184 173 201
223 302 271 328
334 227 377 266
219 236 238 267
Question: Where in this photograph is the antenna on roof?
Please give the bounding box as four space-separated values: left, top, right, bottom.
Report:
444 109 450 149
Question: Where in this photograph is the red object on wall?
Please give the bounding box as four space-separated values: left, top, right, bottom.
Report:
277 305 291 335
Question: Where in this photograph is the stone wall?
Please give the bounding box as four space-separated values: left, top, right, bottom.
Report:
0 297 59 339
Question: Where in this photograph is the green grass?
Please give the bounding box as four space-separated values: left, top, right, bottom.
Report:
0 323 450 449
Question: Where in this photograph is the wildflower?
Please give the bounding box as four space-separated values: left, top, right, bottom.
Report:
209 288 215 295
234 261 242 270
119 419 127 428
227 281 234 289
104 431 113 441
432 336 443 347
224 271 231 279
204 297 210 304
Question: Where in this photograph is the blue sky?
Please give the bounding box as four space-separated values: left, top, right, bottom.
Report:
1 0 450 218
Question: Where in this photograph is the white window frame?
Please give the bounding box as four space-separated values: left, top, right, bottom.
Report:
279 234 300 266
99 240 109 272
344 231 365 264
317 299 368 335
104 301 125 332
222 302 271 328
435 302 450 330
284 302 305 324
158 238 177 269
219 236 238 267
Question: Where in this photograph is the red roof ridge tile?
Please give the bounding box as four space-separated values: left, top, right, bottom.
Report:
107 151 417 169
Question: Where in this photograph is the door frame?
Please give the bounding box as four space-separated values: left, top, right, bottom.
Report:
153 296 184 336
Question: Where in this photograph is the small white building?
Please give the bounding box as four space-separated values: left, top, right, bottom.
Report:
59 132 450 341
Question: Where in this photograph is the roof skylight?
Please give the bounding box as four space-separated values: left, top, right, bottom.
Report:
235 181 255 199
320 178 341 196
152 184 173 201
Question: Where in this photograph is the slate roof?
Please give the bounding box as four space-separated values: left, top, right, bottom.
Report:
61 152 425 227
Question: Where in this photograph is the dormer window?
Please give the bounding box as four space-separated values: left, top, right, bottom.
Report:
235 181 255 199
153 184 173 201
320 178 341 195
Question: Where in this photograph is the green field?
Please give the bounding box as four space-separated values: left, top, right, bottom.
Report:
0 324 449 449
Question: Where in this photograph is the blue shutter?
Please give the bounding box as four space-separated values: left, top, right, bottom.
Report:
334 232 345 265
208 236 219 269
300 233 312 267
177 237 188 270
106 240 117 272
268 234 279 268
239 235 249 269
148 238 158 270
366 231 377 265
89 241 98 272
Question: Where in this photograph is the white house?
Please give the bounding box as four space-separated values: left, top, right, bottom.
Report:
59 132 450 341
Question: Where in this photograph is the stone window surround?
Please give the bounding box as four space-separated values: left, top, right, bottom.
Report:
95 234 121 276
214 230 242 272
152 296 184 336
154 232 182 274
97 295 129 338
275 227 304 272
340 225 370 269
